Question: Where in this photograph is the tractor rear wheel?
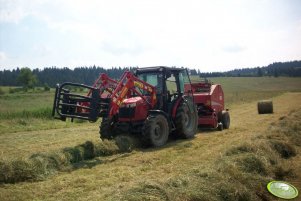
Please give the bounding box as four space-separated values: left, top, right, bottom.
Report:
99 118 117 140
142 114 169 147
221 111 230 129
175 97 198 138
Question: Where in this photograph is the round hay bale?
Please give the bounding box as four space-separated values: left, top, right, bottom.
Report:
257 100 273 114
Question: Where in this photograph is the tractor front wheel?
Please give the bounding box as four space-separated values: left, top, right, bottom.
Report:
142 114 169 147
99 118 117 140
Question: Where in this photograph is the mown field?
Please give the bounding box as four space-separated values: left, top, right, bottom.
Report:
0 77 301 201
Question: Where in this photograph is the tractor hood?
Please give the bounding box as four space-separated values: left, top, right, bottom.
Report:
121 97 144 107
119 96 149 121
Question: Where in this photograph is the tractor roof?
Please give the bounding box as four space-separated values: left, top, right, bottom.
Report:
135 66 185 74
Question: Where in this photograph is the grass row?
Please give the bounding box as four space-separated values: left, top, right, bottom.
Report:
114 109 301 201
0 135 137 184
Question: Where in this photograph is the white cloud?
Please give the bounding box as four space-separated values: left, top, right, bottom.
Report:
0 0 301 70
0 51 6 60
0 0 26 23
0 0 47 23
32 44 52 57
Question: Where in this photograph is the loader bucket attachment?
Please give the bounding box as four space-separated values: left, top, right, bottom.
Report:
52 82 110 122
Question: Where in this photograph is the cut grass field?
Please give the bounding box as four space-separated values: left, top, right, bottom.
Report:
191 76 301 107
0 77 301 201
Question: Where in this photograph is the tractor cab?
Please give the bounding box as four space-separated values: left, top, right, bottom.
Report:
133 66 193 112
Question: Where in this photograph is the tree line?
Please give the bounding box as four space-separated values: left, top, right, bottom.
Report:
0 66 134 88
0 61 300 88
198 60 301 77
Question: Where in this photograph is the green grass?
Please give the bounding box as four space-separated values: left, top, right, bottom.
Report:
1 76 300 121
0 90 54 114
0 95 300 200
0 88 91 133
0 78 301 200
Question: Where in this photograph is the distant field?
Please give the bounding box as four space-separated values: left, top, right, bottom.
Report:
191 76 301 107
0 77 300 133
0 77 301 200
1 76 300 112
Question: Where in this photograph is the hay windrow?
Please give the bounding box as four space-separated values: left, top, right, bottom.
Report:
270 140 296 159
225 143 255 156
121 182 170 201
237 154 267 175
0 137 138 184
114 134 141 152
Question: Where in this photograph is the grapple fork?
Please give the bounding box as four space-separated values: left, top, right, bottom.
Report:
52 82 110 122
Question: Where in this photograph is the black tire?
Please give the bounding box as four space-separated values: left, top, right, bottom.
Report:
221 111 230 129
142 114 169 147
175 97 198 138
99 118 116 140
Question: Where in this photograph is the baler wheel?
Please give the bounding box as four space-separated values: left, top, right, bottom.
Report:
99 118 117 140
142 114 169 147
175 98 198 138
221 111 230 129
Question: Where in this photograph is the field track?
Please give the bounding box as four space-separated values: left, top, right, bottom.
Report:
0 92 300 201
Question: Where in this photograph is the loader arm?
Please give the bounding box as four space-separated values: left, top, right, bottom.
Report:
78 73 121 113
87 73 119 97
109 71 157 117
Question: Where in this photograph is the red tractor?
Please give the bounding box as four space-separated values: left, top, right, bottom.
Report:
52 66 230 147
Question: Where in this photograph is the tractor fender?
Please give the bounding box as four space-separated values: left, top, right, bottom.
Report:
171 97 184 119
148 110 172 131
171 96 196 119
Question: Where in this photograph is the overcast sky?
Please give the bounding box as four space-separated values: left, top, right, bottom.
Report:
0 0 301 72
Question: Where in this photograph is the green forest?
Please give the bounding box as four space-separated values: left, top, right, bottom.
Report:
0 60 300 87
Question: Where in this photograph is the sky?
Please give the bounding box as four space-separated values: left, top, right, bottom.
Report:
0 0 301 72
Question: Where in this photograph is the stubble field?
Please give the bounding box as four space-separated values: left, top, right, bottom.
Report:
0 77 301 201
